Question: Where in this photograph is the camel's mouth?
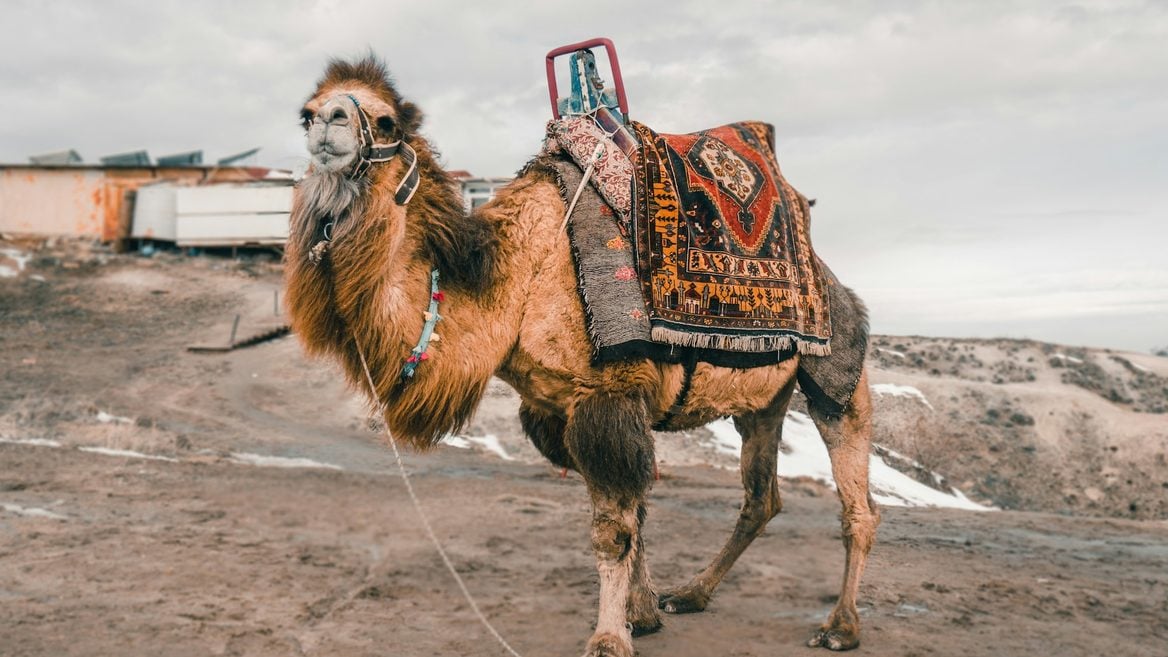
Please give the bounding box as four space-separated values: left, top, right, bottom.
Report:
305 96 362 175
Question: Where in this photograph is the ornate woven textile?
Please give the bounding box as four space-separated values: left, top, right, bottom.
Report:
544 117 634 219
630 120 832 355
526 152 867 413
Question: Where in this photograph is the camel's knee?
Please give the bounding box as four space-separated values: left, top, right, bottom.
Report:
592 514 635 563
762 476 783 518
840 508 880 554
565 389 655 501
741 478 782 528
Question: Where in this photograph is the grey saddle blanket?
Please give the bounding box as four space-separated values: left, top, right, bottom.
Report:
528 155 868 417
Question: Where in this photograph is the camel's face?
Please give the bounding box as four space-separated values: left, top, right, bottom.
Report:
300 86 402 176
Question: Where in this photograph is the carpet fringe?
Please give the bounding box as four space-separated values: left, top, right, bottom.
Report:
650 326 831 357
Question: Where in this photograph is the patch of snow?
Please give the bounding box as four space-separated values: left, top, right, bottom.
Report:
79 446 178 462
459 434 515 461
1129 362 1150 373
868 454 988 510
705 412 990 511
0 437 62 447
875 444 945 487
2 503 67 521
871 383 934 410
877 347 906 359
1052 353 1084 365
0 248 31 278
230 452 343 470
95 411 133 425
442 436 472 449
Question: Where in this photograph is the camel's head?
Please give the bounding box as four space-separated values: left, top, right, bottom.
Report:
289 55 439 273
288 55 498 304
300 56 422 177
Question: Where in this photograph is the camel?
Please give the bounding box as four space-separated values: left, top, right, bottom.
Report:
285 55 879 655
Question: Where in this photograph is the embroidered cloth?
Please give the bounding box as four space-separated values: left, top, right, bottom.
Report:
630 120 831 355
544 117 634 219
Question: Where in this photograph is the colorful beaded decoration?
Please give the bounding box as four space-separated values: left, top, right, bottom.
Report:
401 269 443 381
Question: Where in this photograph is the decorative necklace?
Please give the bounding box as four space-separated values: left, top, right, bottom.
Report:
401 268 443 381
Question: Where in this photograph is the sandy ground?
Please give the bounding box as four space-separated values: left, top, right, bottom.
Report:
1 244 1167 656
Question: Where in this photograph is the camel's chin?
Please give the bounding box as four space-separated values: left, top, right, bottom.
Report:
290 168 363 247
309 151 358 175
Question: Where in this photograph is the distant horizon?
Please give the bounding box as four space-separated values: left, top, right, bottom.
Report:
866 325 1167 356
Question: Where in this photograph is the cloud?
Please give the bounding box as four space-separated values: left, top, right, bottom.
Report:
1 0 1165 349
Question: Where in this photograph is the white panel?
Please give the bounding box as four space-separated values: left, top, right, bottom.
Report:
175 213 289 246
175 185 293 215
130 184 178 240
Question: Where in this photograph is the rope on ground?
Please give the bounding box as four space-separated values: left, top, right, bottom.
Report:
355 346 524 657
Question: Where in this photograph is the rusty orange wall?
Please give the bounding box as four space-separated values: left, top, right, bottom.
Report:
0 168 271 241
0 168 110 239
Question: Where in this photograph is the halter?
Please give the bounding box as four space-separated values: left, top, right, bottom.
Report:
345 94 419 205
309 95 439 383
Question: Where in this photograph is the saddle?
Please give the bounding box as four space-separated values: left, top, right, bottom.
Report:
534 38 866 417
544 114 832 358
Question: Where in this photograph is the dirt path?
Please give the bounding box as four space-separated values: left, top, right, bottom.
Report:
2 441 1166 657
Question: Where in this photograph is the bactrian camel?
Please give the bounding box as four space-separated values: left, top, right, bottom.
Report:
285 56 879 656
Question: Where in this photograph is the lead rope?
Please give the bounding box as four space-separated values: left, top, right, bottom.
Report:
560 141 606 233
354 345 524 657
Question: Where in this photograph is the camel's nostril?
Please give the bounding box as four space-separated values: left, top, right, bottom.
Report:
329 107 348 123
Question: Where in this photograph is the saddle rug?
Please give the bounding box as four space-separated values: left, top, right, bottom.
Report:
630 120 832 355
527 151 869 417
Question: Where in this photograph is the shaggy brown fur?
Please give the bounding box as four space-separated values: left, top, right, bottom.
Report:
517 402 573 470
565 388 655 503
285 55 880 657
313 57 423 135
286 60 504 446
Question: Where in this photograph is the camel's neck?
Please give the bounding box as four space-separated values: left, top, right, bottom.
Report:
285 156 514 448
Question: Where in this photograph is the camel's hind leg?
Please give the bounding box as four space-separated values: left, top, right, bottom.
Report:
658 375 797 614
807 369 880 651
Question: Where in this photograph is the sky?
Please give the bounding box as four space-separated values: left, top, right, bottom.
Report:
2 0 1165 352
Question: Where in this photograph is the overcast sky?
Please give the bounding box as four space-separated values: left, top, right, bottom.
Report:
2 0 1165 351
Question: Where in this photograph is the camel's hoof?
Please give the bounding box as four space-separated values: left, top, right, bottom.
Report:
807 626 860 651
629 610 663 637
657 584 710 614
628 589 662 636
584 632 634 657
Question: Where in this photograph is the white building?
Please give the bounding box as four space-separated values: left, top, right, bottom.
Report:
449 170 512 212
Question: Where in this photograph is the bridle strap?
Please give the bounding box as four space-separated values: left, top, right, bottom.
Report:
344 94 419 205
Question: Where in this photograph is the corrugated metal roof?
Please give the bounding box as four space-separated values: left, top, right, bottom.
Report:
29 150 83 165
100 150 152 166
218 147 261 166
157 150 203 166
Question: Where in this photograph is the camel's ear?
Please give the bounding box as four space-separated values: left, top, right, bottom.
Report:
399 101 423 135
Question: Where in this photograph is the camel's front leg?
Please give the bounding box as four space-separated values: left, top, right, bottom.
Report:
566 389 656 657
519 401 661 636
625 502 662 635
585 494 643 656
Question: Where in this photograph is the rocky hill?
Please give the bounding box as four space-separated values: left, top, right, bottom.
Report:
864 335 1168 519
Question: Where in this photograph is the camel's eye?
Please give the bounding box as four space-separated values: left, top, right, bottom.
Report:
300 109 314 130
376 115 398 137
